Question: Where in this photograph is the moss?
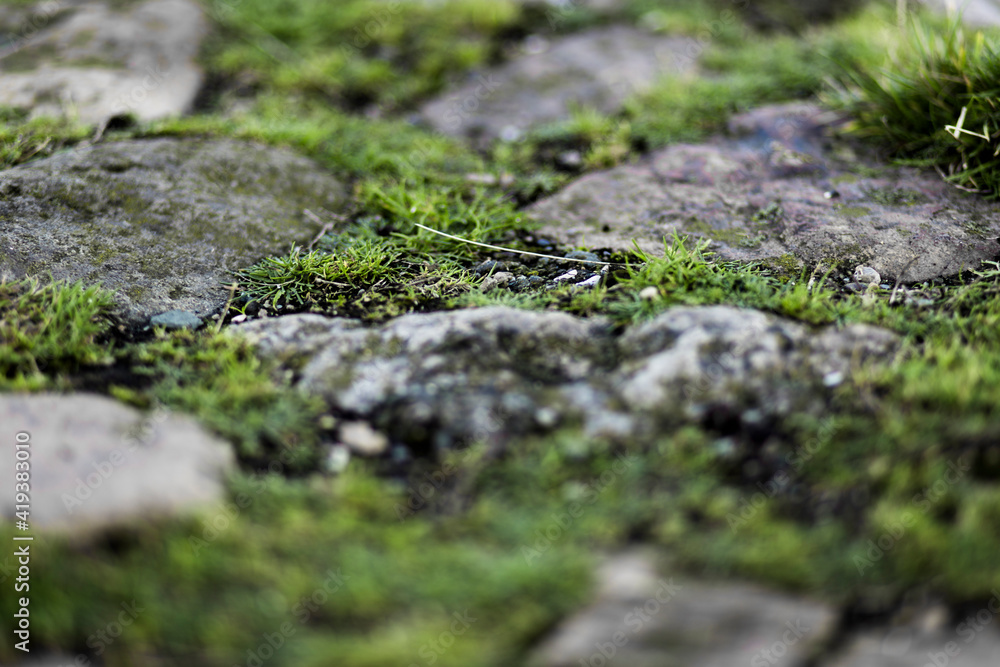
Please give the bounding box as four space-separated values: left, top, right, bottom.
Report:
683 218 766 248
0 278 116 390
864 185 927 206
835 205 871 218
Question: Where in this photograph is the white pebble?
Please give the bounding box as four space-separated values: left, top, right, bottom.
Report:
853 266 880 285
639 286 660 301
553 270 578 283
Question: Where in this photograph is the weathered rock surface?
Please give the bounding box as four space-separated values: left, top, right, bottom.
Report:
0 393 234 535
0 138 347 324
615 305 898 416
530 550 838 667
236 307 619 449
233 305 898 450
420 26 698 145
0 0 208 125
528 102 1000 283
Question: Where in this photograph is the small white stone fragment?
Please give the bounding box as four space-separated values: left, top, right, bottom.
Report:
339 421 389 456
639 286 660 301
231 313 247 324
325 445 351 473
575 274 601 288
823 371 844 387
853 266 880 285
480 271 515 293
553 269 578 283
535 407 559 428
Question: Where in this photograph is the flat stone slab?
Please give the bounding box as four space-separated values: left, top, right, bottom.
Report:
233 305 898 449
0 138 347 324
0 393 234 536
529 550 837 667
420 26 698 145
528 102 1000 283
0 0 207 125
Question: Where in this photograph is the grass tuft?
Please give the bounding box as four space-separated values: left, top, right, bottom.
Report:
0 277 115 389
833 16 1000 195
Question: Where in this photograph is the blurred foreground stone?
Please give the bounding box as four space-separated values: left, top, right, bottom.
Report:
0 393 234 536
530 550 837 667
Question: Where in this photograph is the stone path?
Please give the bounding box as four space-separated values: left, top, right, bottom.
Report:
3 1 1000 664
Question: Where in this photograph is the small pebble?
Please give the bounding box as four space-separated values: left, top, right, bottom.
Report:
339 421 389 457
553 270 578 283
480 271 515 293
475 259 505 275
149 310 202 330
325 445 351 473
509 275 532 293
639 286 660 301
824 190 840 199
557 150 583 169
534 407 559 428
853 265 881 285
564 250 601 264
823 371 844 387
575 274 601 288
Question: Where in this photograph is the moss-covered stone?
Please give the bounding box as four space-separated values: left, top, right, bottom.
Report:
0 138 347 324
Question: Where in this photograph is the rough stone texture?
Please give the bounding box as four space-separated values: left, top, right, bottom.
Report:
528 102 1000 283
824 598 1000 667
615 306 899 416
420 26 698 146
236 307 618 449
530 550 837 667
0 138 347 324
0 0 207 125
233 305 898 449
0 393 234 536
